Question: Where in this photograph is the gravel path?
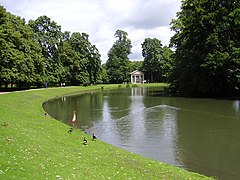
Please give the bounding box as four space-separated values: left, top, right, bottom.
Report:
0 92 9 95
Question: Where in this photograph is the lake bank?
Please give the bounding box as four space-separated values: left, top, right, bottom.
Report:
0 84 213 179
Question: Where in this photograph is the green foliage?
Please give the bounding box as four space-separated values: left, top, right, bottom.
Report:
142 38 166 82
126 83 131 88
132 84 138 87
100 64 109 84
87 44 102 84
59 32 101 85
129 61 143 73
162 46 174 82
60 33 89 85
170 0 240 97
28 16 64 85
0 8 102 87
0 6 44 88
141 38 173 82
106 30 132 83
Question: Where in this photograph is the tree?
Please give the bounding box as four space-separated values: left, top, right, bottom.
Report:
129 61 143 73
60 32 89 85
161 46 174 82
88 44 102 84
106 30 132 83
29 16 64 85
59 32 102 85
170 0 240 97
141 38 163 82
0 8 102 88
100 64 109 84
0 6 44 88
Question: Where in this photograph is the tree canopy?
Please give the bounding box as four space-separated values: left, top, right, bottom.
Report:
170 0 240 97
0 6 44 88
29 16 64 85
141 38 173 82
106 30 132 83
3 1 238 98
0 6 174 89
0 8 102 88
59 32 101 85
141 38 163 82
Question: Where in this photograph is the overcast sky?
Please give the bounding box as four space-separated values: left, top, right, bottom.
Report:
1 0 181 63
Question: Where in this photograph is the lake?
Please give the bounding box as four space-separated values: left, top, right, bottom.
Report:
43 87 240 180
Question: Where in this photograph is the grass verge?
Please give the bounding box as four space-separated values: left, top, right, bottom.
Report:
0 84 213 179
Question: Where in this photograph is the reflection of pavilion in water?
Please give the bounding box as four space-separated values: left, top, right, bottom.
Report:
234 100 240 115
131 87 147 96
95 88 179 167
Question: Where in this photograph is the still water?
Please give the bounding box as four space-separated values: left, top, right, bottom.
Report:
43 87 240 180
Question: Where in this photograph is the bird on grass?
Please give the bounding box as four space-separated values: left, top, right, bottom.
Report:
83 137 88 145
92 134 97 141
68 127 73 133
1 122 8 126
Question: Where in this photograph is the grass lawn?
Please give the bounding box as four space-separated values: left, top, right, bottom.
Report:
0 84 214 179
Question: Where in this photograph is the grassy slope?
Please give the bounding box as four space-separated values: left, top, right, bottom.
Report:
0 84 213 179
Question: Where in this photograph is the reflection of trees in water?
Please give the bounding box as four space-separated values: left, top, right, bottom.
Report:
107 90 132 144
95 87 147 146
141 102 178 165
128 95 146 145
43 91 104 129
69 92 103 129
175 99 240 180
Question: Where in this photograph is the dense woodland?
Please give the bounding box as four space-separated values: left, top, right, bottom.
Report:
0 0 240 97
170 0 240 97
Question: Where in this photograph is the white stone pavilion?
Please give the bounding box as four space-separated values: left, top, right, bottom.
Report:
130 70 145 84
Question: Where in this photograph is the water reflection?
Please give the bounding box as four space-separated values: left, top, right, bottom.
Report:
233 100 240 116
43 87 240 180
173 98 240 180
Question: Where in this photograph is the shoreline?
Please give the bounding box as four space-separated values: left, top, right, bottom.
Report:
0 84 213 179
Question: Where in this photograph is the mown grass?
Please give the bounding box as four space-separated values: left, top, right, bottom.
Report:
0 84 214 179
